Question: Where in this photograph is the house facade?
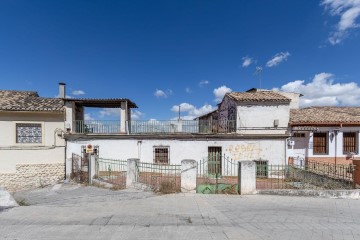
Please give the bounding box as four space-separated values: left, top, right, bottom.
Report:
0 89 66 191
2 82 359 191
64 88 298 178
287 107 360 165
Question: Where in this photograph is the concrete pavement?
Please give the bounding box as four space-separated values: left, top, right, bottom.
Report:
0 184 360 239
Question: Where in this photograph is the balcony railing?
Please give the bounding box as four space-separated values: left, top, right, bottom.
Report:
75 119 236 134
75 120 121 134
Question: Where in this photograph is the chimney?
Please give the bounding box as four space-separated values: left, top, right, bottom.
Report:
58 82 66 98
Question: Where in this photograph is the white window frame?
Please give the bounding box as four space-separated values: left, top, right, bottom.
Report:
14 122 45 145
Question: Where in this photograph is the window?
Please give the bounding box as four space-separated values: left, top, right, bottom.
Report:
292 132 305 138
343 132 357 154
313 132 328 154
254 160 268 178
154 147 169 164
16 123 42 143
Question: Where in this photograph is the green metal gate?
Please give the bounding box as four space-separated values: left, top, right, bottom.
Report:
196 153 239 194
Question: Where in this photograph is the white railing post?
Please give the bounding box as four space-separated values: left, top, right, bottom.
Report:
181 159 197 193
177 119 183 132
126 158 140 188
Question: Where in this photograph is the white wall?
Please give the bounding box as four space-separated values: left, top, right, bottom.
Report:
66 138 286 165
237 103 290 134
0 111 66 173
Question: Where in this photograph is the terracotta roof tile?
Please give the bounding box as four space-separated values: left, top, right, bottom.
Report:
227 91 291 102
0 90 64 112
290 107 360 125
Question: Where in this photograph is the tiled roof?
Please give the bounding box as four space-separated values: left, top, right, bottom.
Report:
0 90 64 112
227 91 291 102
290 107 360 125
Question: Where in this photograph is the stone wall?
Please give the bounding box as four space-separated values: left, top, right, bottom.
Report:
0 163 64 192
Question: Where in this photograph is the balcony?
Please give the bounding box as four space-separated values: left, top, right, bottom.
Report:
74 119 236 134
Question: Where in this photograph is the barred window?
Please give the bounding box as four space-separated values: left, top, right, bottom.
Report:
16 123 42 143
343 132 357 154
154 147 169 164
313 132 328 154
292 132 305 138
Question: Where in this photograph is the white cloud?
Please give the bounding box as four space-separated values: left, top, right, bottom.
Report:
131 110 144 120
322 0 360 44
213 85 232 102
199 80 209 87
72 90 85 95
171 103 216 120
84 113 94 121
241 56 253 68
154 89 172 98
276 72 360 107
99 108 120 118
185 87 191 93
266 52 290 67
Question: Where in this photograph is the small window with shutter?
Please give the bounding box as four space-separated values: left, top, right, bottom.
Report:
343 132 357 154
313 132 328 155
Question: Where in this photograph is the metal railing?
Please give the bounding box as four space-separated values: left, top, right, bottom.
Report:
74 119 237 134
95 158 127 188
75 120 121 134
255 161 356 190
136 162 181 192
130 119 237 134
197 154 239 194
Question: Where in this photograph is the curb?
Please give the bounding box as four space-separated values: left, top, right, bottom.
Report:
257 189 360 199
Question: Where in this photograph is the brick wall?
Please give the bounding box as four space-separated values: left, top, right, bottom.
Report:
0 163 64 192
306 157 353 165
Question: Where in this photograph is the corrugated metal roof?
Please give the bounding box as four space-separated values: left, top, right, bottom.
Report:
0 90 64 112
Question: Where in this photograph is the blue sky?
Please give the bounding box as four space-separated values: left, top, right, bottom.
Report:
1 0 360 120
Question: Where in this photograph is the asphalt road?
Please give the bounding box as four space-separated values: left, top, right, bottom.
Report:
1 184 359 240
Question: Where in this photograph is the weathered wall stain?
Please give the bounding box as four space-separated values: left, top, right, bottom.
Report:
226 143 262 160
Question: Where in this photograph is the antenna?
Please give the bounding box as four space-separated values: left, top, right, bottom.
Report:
254 66 263 89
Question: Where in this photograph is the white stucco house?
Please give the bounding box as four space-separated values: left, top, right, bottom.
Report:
64 87 301 178
287 107 360 165
0 88 66 191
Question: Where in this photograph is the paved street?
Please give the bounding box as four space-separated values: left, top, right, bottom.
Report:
1 184 360 240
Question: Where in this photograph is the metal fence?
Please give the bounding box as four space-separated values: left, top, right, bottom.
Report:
71 153 88 183
76 120 121 134
256 161 356 190
95 158 127 188
197 154 239 194
136 162 181 192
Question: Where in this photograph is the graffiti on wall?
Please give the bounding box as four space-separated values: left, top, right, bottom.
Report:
226 143 262 160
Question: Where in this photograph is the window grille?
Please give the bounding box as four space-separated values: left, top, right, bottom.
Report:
16 123 42 143
343 132 357 154
292 132 305 138
154 147 169 164
313 132 328 154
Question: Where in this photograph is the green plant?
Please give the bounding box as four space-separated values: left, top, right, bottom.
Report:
16 198 29 206
158 180 179 194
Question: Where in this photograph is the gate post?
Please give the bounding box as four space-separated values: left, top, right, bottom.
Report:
126 158 140 188
181 159 197 193
89 154 97 185
238 161 256 195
